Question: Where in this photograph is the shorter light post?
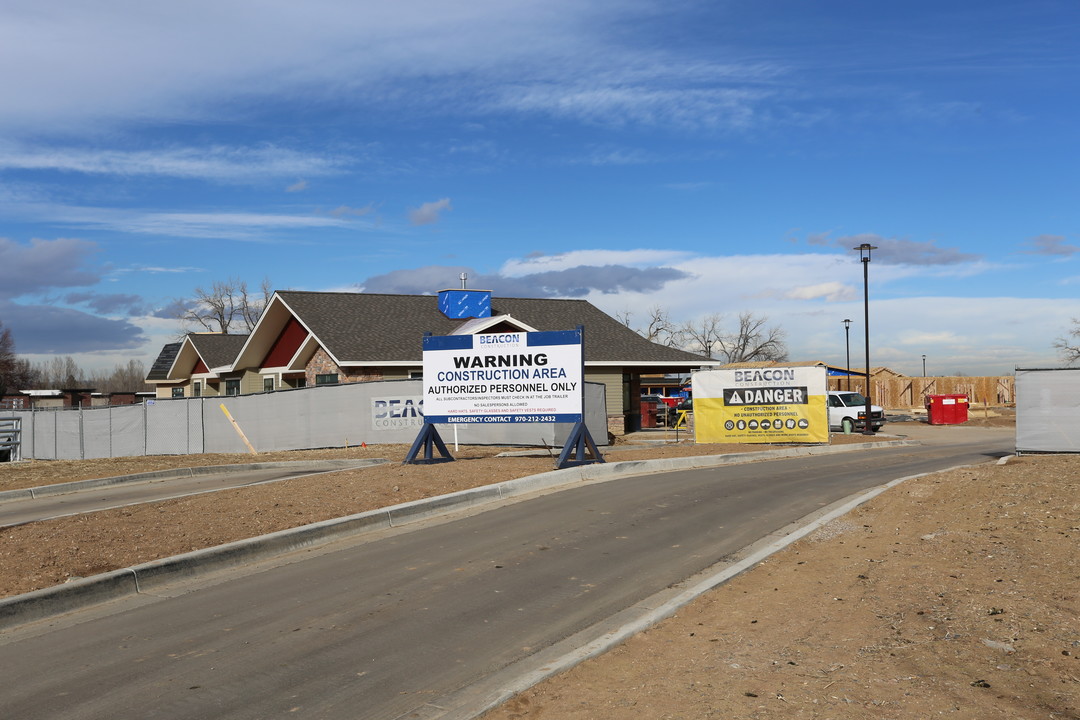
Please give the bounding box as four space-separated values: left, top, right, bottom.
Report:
922 354 926 377
843 319 852 391
855 242 877 435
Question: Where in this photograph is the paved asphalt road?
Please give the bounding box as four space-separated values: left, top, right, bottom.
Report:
0 427 1013 720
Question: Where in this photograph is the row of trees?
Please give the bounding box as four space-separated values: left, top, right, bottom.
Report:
0 321 149 396
1 276 270 398
31 356 149 394
618 307 788 363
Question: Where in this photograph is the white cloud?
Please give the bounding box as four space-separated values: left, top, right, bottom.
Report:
896 330 963 346
352 247 1064 375
784 281 854 302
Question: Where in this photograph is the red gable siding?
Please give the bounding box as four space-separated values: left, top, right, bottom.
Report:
262 316 308 368
192 358 209 374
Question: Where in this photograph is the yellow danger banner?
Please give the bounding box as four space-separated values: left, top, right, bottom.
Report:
692 367 829 444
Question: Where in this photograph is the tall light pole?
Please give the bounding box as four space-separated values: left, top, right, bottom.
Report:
855 243 877 435
843 319 852 391
922 354 926 377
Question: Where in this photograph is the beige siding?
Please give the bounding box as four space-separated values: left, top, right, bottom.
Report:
585 370 624 416
379 367 419 380
241 369 264 395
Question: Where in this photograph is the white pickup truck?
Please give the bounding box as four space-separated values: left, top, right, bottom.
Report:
828 391 886 433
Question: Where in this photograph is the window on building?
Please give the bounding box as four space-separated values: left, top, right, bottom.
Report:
225 379 241 396
295 377 307 388
193 381 202 397
172 387 184 398
315 373 338 386
263 377 274 393
409 370 423 379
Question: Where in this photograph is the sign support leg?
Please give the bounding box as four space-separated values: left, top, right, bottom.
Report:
403 424 454 464
556 421 604 469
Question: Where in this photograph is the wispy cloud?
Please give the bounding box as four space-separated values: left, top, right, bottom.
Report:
4 202 354 241
111 264 206 275
0 1 791 137
501 249 692 276
64 291 151 316
409 198 452 226
329 204 375 218
1021 233 1079 257
358 262 689 297
0 144 347 182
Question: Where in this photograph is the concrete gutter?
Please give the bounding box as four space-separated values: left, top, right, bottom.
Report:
0 459 387 504
0 439 915 631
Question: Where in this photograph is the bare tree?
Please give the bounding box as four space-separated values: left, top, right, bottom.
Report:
1054 319 1080 365
713 312 788 364
679 313 725 358
178 277 273 334
0 322 37 397
642 305 681 347
621 306 682 347
239 277 274 332
628 307 789 362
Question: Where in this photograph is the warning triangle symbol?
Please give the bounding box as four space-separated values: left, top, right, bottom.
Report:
729 390 743 404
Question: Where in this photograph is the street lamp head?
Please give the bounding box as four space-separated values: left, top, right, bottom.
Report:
854 243 877 262
843 318 852 329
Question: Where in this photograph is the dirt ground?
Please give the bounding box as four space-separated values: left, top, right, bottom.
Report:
1 410 1077 718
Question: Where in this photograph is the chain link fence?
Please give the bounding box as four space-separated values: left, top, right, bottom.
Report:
4 380 607 461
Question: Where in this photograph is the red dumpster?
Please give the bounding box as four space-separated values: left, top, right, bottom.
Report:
639 400 658 428
925 394 969 425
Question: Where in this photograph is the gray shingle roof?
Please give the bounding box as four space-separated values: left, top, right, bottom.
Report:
275 291 711 367
146 342 181 381
189 333 249 369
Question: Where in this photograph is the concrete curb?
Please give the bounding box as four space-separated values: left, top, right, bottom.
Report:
0 439 916 630
0 459 388 504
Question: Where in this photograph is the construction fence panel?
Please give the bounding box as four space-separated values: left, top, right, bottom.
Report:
54 411 85 461
8 379 609 460
82 407 116 459
204 380 608 453
146 400 200 456
1016 368 1080 453
113 405 149 458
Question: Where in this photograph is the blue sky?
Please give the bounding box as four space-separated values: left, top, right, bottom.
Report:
1 0 1078 377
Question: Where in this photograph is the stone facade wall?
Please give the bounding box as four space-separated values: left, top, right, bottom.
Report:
305 348 384 385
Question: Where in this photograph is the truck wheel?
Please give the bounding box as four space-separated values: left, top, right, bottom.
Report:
841 417 854 434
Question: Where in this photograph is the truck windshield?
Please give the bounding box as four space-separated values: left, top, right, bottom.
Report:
838 392 868 406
